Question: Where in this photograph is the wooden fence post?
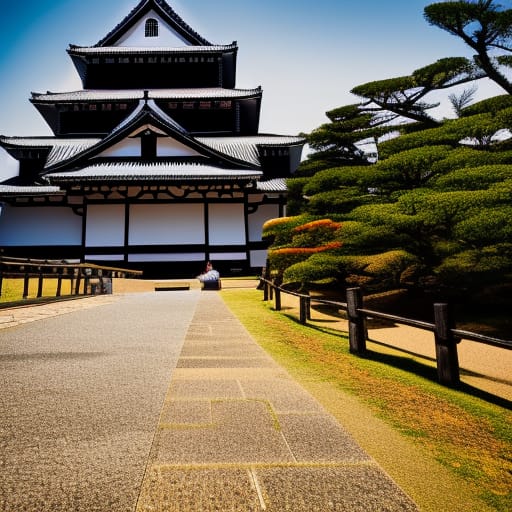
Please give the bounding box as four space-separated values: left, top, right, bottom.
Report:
262 260 270 302
75 270 82 295
84 268 91 296
346 287 367 355
299 295 307 324
56 269 63 297
37 268 44 298
273 278 281 311
433 303 460 386
23 272 30 300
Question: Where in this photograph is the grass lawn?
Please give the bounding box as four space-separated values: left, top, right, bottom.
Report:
0 278 84 303
221 287 511 512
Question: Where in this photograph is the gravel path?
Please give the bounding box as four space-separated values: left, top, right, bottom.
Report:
0 291 199 512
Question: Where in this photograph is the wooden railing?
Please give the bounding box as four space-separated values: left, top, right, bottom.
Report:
0 256 142 302
260 278 512 387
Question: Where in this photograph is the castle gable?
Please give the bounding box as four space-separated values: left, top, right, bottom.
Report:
96 0 211 47
112 10 194 47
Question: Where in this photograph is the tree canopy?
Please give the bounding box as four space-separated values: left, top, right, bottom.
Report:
264 1 512 303
424 0 512 94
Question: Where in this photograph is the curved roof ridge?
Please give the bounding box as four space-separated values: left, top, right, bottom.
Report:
95 0 211 47
105 98 188 137
145 99 188 134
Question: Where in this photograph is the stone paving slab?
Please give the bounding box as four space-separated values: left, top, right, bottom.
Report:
171 367 289 380
177 356 277 368
180 342 265 357
258 465 419 512
137 464 418 512
240 379 325 413
137 467 261 512
155 400 296 465
277 413 371 463
136 291 419 511
161 399 213 425
169 378 244 400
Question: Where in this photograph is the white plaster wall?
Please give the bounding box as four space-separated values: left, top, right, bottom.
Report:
248 204 280 242
250 249 268 268
157 138 201 157
208 204 246 245
0 148 19 181
209 252 246 261
290 145 304 173
85 204 125 247
85 254 123 261
99 137 201 158
128 252 205 262
114 11 190 46
129 204 205 245
99 139 141 158
0 206 81 246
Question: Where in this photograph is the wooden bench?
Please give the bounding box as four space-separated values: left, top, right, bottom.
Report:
155 283 190 291
201 279 222 291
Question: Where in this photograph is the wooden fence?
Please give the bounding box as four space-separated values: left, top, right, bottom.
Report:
261 278 512 387
0 256 142 302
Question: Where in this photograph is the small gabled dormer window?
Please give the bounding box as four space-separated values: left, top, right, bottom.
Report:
145 19 158 38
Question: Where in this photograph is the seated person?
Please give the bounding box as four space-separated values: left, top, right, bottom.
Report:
197 261 220 282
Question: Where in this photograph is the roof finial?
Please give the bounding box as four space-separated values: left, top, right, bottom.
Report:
144 90 149 103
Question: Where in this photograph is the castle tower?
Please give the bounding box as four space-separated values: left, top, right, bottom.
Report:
0 0 304 277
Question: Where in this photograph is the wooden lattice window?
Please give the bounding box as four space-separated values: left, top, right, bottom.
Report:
145 18 158 37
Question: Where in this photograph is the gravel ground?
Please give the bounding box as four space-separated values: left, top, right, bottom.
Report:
0 291 199 512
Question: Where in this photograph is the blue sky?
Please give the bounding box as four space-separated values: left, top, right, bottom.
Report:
0 0 505 141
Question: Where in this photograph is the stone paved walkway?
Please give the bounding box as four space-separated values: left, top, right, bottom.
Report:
135 292 417 511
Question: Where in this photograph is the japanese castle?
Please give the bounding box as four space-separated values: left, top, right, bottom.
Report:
0 0 304 277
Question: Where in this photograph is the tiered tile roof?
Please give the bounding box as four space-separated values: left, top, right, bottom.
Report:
68 43 237 55
1 133 304 171
44 162 262 183
198 136 305 166
0 185 63 195
0 0 305 199
256 178 288 192
31 88 262 102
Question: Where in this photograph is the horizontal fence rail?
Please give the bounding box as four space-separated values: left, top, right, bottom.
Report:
0 256 142 303
260 278 512 387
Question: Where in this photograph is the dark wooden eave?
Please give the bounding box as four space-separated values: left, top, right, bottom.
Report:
29 87 262 137
95 0 211 47
0 137 53 161
66 43 238 90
